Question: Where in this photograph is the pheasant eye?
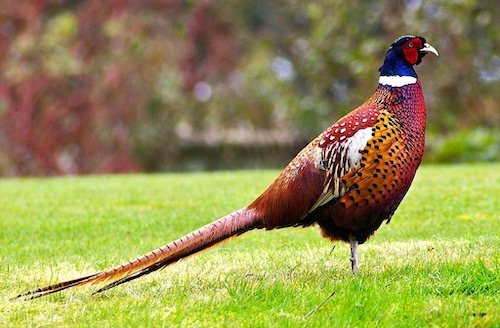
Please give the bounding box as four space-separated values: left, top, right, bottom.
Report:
407 42 414 48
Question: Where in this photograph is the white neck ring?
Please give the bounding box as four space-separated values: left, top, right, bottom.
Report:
379 75 417 87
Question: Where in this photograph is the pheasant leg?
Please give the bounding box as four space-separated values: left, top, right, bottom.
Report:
349 234 359 274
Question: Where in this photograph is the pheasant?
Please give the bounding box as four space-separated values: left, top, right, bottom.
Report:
16 35 438 300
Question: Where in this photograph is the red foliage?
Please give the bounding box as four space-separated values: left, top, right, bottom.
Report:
0 1 185 175
0 0 244 175
182 1 239 91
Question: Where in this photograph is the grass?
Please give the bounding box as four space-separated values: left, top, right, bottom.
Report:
1 163 499 327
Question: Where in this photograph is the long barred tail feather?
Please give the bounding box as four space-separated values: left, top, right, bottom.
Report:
15 208 261 300
14 274 101 301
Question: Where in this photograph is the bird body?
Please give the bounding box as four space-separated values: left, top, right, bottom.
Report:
16 35 438 300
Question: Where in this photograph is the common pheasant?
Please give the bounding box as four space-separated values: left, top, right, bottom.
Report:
16 35 438 300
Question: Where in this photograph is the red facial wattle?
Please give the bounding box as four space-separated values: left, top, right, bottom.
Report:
402 38 423 65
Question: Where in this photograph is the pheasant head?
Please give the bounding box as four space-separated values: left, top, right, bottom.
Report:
379 35 439 85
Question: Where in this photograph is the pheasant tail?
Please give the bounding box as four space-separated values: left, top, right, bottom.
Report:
15 208 261 300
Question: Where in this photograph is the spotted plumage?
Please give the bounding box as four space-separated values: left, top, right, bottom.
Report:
313 81 428 244
15 35 438 300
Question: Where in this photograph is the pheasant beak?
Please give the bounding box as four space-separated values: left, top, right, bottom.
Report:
420 43 439 56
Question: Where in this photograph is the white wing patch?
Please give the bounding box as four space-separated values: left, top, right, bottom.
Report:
310 127 373 212
345 127 373 164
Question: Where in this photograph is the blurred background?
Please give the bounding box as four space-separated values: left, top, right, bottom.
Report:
0 0 498 176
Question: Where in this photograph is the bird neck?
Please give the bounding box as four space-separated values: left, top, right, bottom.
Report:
371 81 426 135
369 81 427 167
378 49 418 87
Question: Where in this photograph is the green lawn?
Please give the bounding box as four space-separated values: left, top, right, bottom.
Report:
1 164 499 327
